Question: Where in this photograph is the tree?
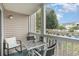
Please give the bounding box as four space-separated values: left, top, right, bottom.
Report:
68 25 79 32
71 25 79 30
46 8 58 29
36 8 58 32
36 9 42 32
58 25 66 30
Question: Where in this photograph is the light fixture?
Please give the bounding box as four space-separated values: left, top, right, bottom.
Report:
8 15 13 19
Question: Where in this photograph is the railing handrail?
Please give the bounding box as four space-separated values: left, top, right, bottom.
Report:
29 32 79 41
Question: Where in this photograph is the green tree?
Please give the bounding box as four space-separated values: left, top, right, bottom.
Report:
36 9 42 32
68 27 74 32
68 25 79 32
46 8 58 29
36 8 58 32
58 25 66 30
71 25 79 30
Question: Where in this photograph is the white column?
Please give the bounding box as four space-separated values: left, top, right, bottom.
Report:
41 4 46 43
34 13 36 33
28 15 31 33
41 4 48 52
41 4 46 35
1 6 4 56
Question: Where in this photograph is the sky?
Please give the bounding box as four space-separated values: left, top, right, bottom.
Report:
47 3 79 24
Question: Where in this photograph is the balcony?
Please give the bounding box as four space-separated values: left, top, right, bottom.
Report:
0 3 79 56
28 32 79 56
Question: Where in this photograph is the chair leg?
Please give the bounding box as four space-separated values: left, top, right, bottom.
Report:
3 46 5 56
15 47 19 52
43 50 47 56
3 41 6 56
7 49 9 56
4 49 5 56
20 45 22 52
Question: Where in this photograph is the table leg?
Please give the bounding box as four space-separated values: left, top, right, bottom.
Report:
31 49 34 56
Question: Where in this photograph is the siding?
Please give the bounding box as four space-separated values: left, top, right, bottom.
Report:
4 10 29 43
4 10 36 54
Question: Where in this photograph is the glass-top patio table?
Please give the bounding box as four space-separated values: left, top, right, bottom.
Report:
23 40 47 56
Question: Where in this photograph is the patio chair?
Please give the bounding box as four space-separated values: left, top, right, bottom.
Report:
44 40 57 56
34 40 57 56
4 37 22 56
27 36 35 41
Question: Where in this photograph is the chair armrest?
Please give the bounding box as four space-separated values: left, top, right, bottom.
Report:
47 41 56 51
47 45 56 51
16 40 22 45
4 41 9 49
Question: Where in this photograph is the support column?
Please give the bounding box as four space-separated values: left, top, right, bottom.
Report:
41 4 46 43
1 6 4 56
0 8 1 56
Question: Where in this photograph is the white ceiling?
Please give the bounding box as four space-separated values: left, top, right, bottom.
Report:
3 3 42 15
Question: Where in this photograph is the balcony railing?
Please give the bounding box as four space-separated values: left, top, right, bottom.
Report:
29 32 79 56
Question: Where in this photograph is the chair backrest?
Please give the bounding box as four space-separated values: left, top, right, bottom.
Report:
46 40 57 56
39 36 43 42
5 37 17 48
27 36 35 40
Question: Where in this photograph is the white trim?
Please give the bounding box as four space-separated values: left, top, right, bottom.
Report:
41 4 46 35
41 4 47 45
34 13 36 33
0 5 4 56
0 7 1 56
28 15 31 33
28 16 29 33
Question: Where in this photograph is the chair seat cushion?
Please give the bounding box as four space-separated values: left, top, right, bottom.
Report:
8 44 20 48
5 37 20 48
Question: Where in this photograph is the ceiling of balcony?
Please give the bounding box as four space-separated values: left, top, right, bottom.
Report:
3 3 42 15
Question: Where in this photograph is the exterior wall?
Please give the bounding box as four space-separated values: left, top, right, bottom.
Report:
4 10 29 43
4 10 36 54
0 4 36 55
0 3 4 56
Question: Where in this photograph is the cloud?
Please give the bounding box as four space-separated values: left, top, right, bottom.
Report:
56 13 63 20
46 3 58 9
75 3 79 6
48 3 79 13
62 4 78 13
47 3 58 7
47 3 79 21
